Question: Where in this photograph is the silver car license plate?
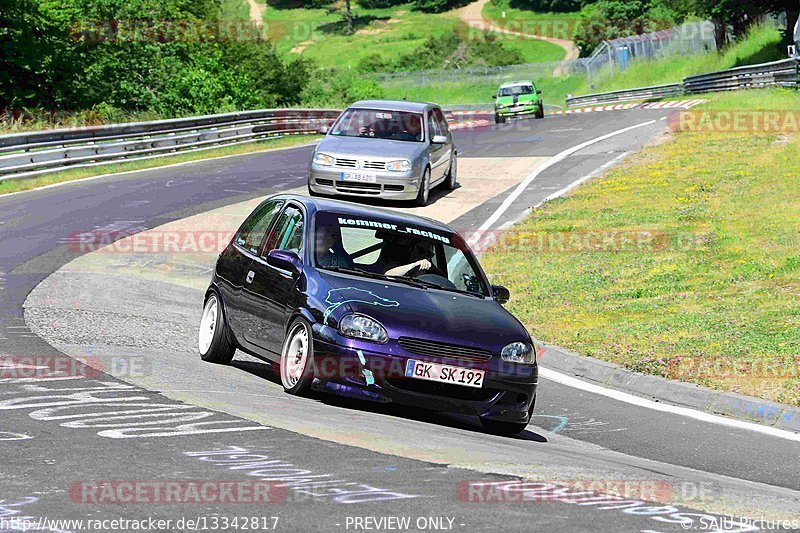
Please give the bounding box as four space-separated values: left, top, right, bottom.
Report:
340 172 377 183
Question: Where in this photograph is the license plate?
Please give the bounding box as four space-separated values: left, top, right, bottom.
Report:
404 359 485 388
340 172 377 183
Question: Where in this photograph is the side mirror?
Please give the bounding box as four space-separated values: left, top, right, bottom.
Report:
431 134 448 144
266 249 302 275
317 126 329 135
492 284 510 304
536 89 542 95
492 95 497 99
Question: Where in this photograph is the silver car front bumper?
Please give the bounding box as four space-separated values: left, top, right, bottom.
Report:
308 166 421 201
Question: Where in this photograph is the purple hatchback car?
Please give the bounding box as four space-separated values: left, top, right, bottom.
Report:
199 194 538 435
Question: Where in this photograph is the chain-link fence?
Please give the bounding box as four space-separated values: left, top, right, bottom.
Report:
373 20 716 90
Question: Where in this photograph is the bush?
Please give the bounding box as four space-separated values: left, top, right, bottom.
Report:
506 0 581 12
356 0 405 8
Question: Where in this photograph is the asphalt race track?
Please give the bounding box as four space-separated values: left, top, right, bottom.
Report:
3 109 799 532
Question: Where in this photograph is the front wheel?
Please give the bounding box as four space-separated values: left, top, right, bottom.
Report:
414 167 431 207
444 155 457 190
280 318 315 395
198 293 235 364
535 103 544 119
494 114 505 124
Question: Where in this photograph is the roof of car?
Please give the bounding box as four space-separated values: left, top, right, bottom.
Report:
499 80 534 88
348 100 436 113
274 194 454 232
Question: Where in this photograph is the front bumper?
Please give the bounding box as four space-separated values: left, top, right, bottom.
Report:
310 329 538 424
496 103 541 117
308 165 421 201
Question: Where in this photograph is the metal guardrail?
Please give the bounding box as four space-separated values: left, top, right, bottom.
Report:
565 83 683 108
683 58 799 92
0 109 342 180
566 58 800 108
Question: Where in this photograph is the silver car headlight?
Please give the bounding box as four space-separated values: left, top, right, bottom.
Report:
385 160 411 172
339 314 388 343
501 341 535 364
313 152 335 166
497 104 505 109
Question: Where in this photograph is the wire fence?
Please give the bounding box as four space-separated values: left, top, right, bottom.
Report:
374 20 716 89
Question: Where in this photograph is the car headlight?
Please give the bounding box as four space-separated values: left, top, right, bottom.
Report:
501 342 535 364
497 104 505 109
313 152 335 166
385 160 411 172
339 314 388 343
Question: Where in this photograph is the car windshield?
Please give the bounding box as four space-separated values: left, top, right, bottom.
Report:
314 212 489 297
329 108 424 142
499 85 534 97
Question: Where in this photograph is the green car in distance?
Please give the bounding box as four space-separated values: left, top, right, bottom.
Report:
493 80 544 124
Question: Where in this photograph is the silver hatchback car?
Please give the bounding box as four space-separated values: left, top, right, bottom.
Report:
307 100 458 206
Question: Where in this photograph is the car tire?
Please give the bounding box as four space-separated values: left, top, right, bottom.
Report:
414 167 431 207
480 394 536 436
444 154 458 190
494 114 505 124
198 292 235 365
279 318 315 395
535 103 544 119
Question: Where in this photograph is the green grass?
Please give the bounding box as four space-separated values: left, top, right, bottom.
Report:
256 1 563 68
490 31 566 62
481 88 800 406
584 23 784 94
382 74 583 106
0 135 320 196
483 0 578 40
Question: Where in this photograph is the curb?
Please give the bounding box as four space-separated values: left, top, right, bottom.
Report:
537 341 800 434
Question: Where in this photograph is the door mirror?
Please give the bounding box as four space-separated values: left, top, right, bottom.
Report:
266 249 302 275
492 95 497 99
536 89 542 95
492 284 510 304
431 134 448 144
317 126 329 135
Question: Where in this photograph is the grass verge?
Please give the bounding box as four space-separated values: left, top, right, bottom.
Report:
481 88 800 406
0 135 320 196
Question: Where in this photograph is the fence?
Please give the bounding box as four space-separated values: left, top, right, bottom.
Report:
565 57 800 107
373 21 716 89
0 109 340 180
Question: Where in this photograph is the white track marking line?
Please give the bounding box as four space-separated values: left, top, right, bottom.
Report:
540 368 800 442
467 119 656 248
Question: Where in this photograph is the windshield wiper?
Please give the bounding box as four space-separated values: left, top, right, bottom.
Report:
392 276 485 298
321 266 431 289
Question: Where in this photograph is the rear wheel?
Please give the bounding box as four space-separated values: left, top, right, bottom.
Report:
280 318 315 395
414 167 431 207
198 293 235 364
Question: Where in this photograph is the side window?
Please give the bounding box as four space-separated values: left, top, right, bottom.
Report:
427 112 440 139
433 108 449 136
235 200 283 255
265 206 304 257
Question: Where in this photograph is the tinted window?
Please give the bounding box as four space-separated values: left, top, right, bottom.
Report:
265 206 304 257
235 200 283 255
427 112 441 138
499 84 534 96
432 108 449 135
330 108 423 142
314 212 488 297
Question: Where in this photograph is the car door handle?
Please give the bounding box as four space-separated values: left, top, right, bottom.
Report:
246 270 255 284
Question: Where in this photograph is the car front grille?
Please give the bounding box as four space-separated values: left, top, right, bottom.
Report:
335 181 381 190
334 158 386 170
398 337 492 363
